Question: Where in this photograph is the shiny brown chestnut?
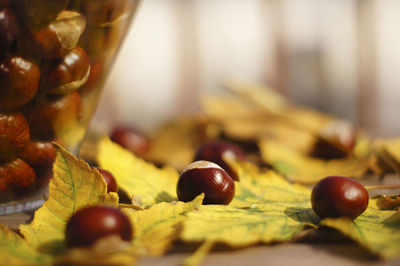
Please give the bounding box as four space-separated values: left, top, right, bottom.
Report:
110 126 150 156
19 140 56 170
0 9 19 59
10 0 69 29
80 0 134 25
23 91 83 140
95 167 118 193
177 160 235 205
0 56 40 110
0 158 36 191
30 11 86 59
45 47 90 94
65 205 133 247
0 112 30 161
311 176 369 219
194 140 245 181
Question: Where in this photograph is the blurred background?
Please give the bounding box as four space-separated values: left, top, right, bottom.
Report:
92 0 400 137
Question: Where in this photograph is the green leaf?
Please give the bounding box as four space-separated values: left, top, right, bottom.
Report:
320 199 400 259
124 195 204 256
19 144 118 252
98 137 179 207
0 225 52 265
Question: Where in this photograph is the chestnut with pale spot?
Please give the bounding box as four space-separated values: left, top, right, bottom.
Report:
177 160 235 205
311 176 369 219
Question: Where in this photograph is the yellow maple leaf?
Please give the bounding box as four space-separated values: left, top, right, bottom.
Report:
124 195 203 256
373 138 400 174
181 162 318 246
259 140 367 184
144 117 215 170
98 137 179 207
0 225 52 265
19 144 118 252
320 199 400 259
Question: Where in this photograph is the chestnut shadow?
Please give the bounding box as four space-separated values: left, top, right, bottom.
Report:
284 207 320 224
154 191 177 203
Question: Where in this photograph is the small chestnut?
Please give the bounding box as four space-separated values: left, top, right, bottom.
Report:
19 140 56 170
24 91 83 140
0 56 40 110
110 126 150 156
194 140 245 181
177 160 235 205
94 167 118 193
0 112 30 161
0 158 36 191
311 176 369 219
65 205 133 247
45 46 90 94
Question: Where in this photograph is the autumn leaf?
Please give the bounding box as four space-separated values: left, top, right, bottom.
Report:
320 199 400 259
124 195 204 256
181 162 319 246
144 117 216 170
98 137 179 207
54 236 137 265
259 139 367 184
372 138 400 174
19 144 118 252
0 225 52 265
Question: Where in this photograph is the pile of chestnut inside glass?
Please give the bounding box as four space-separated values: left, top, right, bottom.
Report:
0 0 133 199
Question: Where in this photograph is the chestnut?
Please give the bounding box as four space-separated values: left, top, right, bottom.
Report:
80 0 135 26
194 140 245 181
45 47 90 94
65 205 133 247
311 176 369 219
10 0 69 29
94 167 118 193
23 91 83 140
0 56 40 110
177 160 235 205
19 140 56 170
0 112 30 161
0 9 19 60
0 158 36 190
30 11 86 59
110 126 150 156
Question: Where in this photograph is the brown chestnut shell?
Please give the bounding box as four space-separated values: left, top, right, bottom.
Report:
194 140 245 181
19 140 56 170
23 91 83 141
45 46 90 94
0 158 36 190
95 167 118 193
0 56 40 110
311 176 369 219
65 205 133 247
0 112 30 161
177 160 235 205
